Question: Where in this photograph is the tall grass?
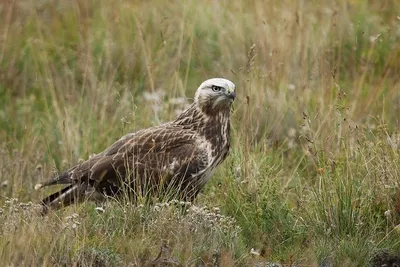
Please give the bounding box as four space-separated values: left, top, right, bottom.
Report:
0 0 399 265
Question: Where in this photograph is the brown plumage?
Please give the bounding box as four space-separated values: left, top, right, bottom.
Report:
35 78 236 214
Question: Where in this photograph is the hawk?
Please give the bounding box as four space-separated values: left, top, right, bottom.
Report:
35 78 236 214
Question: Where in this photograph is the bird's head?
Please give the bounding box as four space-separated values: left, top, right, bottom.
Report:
194 78 236 114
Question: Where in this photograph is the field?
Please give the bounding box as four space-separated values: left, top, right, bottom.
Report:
1 0 400 266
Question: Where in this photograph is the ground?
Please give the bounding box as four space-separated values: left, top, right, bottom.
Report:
0 0 400 266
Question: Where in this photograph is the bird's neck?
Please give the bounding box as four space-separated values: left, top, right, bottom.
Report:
173 103 231 147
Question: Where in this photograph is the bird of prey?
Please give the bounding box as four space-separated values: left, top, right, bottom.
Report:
35 78 236 214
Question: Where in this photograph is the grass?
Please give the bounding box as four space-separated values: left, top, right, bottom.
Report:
0 0 400 266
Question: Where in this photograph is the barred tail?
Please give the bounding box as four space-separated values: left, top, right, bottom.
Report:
35 172 71 191
40 184 86 215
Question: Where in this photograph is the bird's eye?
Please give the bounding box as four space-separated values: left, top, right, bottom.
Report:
211 85 222 92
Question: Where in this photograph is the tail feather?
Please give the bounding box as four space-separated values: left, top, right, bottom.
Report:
35 172 71 191
40 183 86 215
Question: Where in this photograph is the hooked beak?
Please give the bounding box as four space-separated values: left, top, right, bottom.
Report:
227 88 235 101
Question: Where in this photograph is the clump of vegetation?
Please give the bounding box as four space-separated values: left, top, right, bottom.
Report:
0 0 399 265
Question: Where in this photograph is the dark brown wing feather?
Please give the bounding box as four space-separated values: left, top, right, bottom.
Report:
38 125 209 213
88 126 200 172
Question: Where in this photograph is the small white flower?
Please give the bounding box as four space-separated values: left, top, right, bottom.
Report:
153 205 161 212
212 207 221 214
233 166 242 180
250 248 260 256
384 210 391 218
95 207 105 213
169 97 188 105
369 34 381 43
143 90 165 102
180 201 190 206
288 128 296 138
287 139 296 149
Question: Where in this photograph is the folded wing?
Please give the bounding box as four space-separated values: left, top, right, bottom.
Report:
37 125 209 213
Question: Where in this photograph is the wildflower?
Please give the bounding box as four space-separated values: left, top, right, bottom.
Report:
19 202 33 210
384 210 391 218
163 202 171 207
1 180 8 188
153 205 161 212
369 34 381 43
143 90 165 103
169 97 188 105
95 207 105 213
233 166 242 180
288 128 296 138
250 248 260 256
63 213 81 229
179 201 191 206
170 200 179 205
212 207 221 214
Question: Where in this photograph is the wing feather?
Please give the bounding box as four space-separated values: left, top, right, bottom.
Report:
79 126 208 192
37 125 210 201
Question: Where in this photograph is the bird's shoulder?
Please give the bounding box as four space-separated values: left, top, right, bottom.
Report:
68 124 209 181
103 123 203 156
